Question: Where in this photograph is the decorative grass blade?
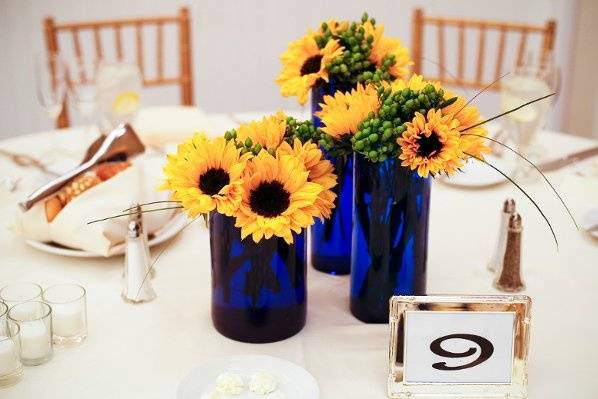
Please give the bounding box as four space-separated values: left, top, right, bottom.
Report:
465 152 558 250
459 92 556 133
135 215 201 301
121 200 181 212
422 56 472 96
455 72 510 117
463 133 579 230
87 206 184 225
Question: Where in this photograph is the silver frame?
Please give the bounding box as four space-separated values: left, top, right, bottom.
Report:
388 295 531 398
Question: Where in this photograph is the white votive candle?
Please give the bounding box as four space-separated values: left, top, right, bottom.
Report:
53 305 84 337
20 321 51 361
0 337 19 375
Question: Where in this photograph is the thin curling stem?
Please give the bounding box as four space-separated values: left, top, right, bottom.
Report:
87 206 184 225
465 152 558 250
462 133 579 230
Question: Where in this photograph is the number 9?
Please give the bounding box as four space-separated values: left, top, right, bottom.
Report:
429 334 494 371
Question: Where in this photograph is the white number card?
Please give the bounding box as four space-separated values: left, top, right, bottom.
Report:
388 295 531 399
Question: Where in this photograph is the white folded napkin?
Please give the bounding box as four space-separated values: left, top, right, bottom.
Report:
132 106 216 146
13 153 174 256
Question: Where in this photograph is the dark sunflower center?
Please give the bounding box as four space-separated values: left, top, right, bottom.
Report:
416 131 443 158
249 181 291 217
198 168 230 195
300 55 323 76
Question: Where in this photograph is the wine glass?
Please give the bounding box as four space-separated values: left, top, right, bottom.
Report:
35 53 67 127
96 61 142 132
500 54 559 179
67 58 99 134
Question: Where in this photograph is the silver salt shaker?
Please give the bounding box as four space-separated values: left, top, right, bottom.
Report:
122 220 156 303
488 198 516 272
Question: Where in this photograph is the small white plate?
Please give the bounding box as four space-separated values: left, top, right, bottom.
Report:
177 355 319 399
580 207 598 239
25 212 189 258
439 153 517 189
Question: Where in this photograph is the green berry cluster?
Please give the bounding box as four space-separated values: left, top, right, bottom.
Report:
223 116 321 156
284 116 319 144
224 129 273 156
315 12 396 85
352 84 457 162
318 131 353 158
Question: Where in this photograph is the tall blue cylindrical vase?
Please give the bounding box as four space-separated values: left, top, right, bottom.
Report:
210 213 307 343
310 79 354 275
350 154 431 323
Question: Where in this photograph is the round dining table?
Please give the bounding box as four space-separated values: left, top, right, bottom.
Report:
0 111 597 399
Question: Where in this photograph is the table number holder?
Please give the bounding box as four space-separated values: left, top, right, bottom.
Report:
388 295 531 399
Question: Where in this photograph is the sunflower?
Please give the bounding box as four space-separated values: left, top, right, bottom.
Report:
161 134 248 217
278 139 337 220
235 150 323 244
390 73 440 93
363 21 412 79
316 83 380 140
398 109 463 178
236 112 287 151
276 33 344 105
441 92 491 159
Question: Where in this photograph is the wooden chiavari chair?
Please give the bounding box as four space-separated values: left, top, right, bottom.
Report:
411 8 556 91
43 7 193 128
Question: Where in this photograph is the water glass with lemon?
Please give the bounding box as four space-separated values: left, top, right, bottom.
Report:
96 62 142 132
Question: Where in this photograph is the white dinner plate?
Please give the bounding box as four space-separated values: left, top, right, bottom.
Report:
177 355 319 399
25 212 189 258
438 153 517 188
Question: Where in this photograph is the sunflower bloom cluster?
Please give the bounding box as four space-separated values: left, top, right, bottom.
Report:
315 74 491 176
163 114 337 244
276 12 411 105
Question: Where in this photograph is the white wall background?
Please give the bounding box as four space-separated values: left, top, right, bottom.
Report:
0 0 580 139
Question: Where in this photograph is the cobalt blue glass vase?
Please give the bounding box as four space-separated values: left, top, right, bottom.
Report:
310 79 354 275
209 213 307 343
350 154 431 323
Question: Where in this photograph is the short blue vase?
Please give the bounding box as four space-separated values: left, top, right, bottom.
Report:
209 213 307 343
310 79 354 275
350 154 431 323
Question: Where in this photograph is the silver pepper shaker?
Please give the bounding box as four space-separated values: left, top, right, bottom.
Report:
122 220 156 303
494 213 525 292
488 198 516 272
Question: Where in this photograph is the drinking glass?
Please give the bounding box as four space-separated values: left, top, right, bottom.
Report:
0 322 23 388
0 283 42 310
42 284 87 346
0 302 7 336
35 53 67 126
96 61 142 131
500 56 559 178
7 302 53 366
67 58 99 133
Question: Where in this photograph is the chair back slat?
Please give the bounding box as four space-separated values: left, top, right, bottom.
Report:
475 25 486 84
457 24 465 81
437 21 446 80
93 27 103 60
411 8 557 91
494 27 507 80
156 21 164 79
135 23 144 77
43 7 193 128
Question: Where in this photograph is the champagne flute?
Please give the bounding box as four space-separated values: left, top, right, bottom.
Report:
35 53 67 127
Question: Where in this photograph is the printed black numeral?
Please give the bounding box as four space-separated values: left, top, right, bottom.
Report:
430 333 494 371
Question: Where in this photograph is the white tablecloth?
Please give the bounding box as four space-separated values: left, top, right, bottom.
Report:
1 112 597 399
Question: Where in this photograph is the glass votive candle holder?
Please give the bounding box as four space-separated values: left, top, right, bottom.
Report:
42 284 87 346
0 283 42 312
7 301 53 366
0 322 23 388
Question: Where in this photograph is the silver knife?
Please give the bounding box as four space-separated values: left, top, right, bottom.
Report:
538 146 598 172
